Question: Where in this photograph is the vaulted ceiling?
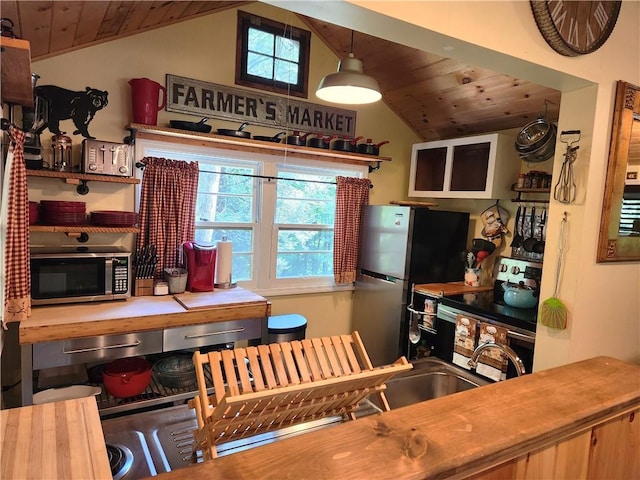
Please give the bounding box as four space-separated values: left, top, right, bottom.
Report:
0 0 561 141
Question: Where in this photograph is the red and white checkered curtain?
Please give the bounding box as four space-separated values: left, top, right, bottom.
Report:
1 125 31 326
333 176 371 285
136 157 199 278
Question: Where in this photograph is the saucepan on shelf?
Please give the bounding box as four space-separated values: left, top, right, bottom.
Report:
332 135 363 152
308 133 335 149
286 131 312 146
357 139 390 156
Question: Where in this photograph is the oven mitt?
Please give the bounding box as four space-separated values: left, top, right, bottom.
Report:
480 204 509 248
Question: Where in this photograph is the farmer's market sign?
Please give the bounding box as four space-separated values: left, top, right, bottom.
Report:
166 74 356 136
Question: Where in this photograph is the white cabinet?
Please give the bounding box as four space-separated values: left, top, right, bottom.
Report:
408 133 520 199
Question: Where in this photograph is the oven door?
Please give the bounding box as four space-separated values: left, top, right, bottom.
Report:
30 256 107 304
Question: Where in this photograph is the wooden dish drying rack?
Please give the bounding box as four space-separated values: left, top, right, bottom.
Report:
190 331 412 460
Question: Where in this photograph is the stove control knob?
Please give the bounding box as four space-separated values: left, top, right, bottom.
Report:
499 263 508 273
511 266 521 275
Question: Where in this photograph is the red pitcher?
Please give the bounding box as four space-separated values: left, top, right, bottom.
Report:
128 78 167 126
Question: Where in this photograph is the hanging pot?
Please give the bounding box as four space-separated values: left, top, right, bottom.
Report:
332 135 363 152
254 131 286 143
308 133 335 149
357 139 390 155
286 131 312 146
217 122 251 138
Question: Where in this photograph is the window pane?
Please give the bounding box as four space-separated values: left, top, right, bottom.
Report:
194 228 254 282
197 166 254 223
274 59 298 84
248 28 274 55
275 174 336 225
247 52 274 79
275 37 299 62
276 229 333 278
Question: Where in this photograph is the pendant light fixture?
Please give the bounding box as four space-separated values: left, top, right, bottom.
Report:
316 31 381 105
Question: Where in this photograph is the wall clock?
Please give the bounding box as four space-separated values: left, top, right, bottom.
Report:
530 0 622 56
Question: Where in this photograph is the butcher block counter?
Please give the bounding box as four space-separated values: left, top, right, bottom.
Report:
414 281 493 297
155 356 640 480
0 397 110 479
19 287 269 344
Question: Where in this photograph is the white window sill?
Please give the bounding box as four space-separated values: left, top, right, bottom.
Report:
250 283 354 298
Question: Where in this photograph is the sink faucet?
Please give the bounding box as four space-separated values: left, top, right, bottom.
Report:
468 341 526 376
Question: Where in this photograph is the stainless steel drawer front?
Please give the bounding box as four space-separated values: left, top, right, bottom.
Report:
163 319 262 351
33 331 163 369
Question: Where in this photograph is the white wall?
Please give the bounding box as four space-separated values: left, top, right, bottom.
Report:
275 1 640 367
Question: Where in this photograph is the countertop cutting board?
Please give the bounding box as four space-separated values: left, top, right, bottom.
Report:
414 281 493 297
173 287 267 311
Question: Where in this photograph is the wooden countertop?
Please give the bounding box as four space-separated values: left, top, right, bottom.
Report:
20 287 269 344
414 281 493 297
0 397 110 479
155 356 640 480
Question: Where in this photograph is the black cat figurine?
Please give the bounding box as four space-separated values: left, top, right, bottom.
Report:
35 85 109 139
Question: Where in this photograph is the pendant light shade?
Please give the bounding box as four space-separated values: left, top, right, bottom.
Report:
316 32 381 105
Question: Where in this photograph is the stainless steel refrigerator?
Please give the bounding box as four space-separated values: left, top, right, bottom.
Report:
352 205 469 366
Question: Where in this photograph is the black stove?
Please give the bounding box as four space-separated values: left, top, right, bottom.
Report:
440 256 542 336
440 291 538 334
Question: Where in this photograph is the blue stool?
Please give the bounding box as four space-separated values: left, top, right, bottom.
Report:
268 314 307 343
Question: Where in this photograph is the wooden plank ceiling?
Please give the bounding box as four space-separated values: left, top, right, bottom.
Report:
0 0 561 141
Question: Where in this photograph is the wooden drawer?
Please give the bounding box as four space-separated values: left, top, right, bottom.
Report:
163 319 262 351
32 331 163 370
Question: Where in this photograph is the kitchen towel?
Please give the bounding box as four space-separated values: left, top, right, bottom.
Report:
452 314 477 370
475 322 509 381
214 238 233 285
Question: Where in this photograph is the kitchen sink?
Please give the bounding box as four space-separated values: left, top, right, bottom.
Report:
372 356 490 410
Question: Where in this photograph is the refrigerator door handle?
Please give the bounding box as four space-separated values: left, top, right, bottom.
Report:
360 269 399 284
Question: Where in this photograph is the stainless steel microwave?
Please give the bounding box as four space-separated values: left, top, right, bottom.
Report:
30 246 131 306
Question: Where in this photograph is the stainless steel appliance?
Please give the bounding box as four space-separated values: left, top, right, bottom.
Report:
100 400 380 478
409 256 541 379
352 205 469 366
30 246 131 305
82 139 132 177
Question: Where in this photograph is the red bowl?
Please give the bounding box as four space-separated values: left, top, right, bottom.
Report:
103 357 152 398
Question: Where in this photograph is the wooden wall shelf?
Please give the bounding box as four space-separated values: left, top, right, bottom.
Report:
30 226 140 234
26 169 139 184
126 123 392 167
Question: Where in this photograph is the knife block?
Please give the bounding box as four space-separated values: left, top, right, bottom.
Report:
133 278 154 296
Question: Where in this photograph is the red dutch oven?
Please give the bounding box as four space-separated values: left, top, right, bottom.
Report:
103 357 152 398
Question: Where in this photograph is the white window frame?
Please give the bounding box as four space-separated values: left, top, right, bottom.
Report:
134 139 367 296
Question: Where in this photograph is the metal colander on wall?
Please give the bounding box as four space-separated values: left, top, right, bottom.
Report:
515 101 557 163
